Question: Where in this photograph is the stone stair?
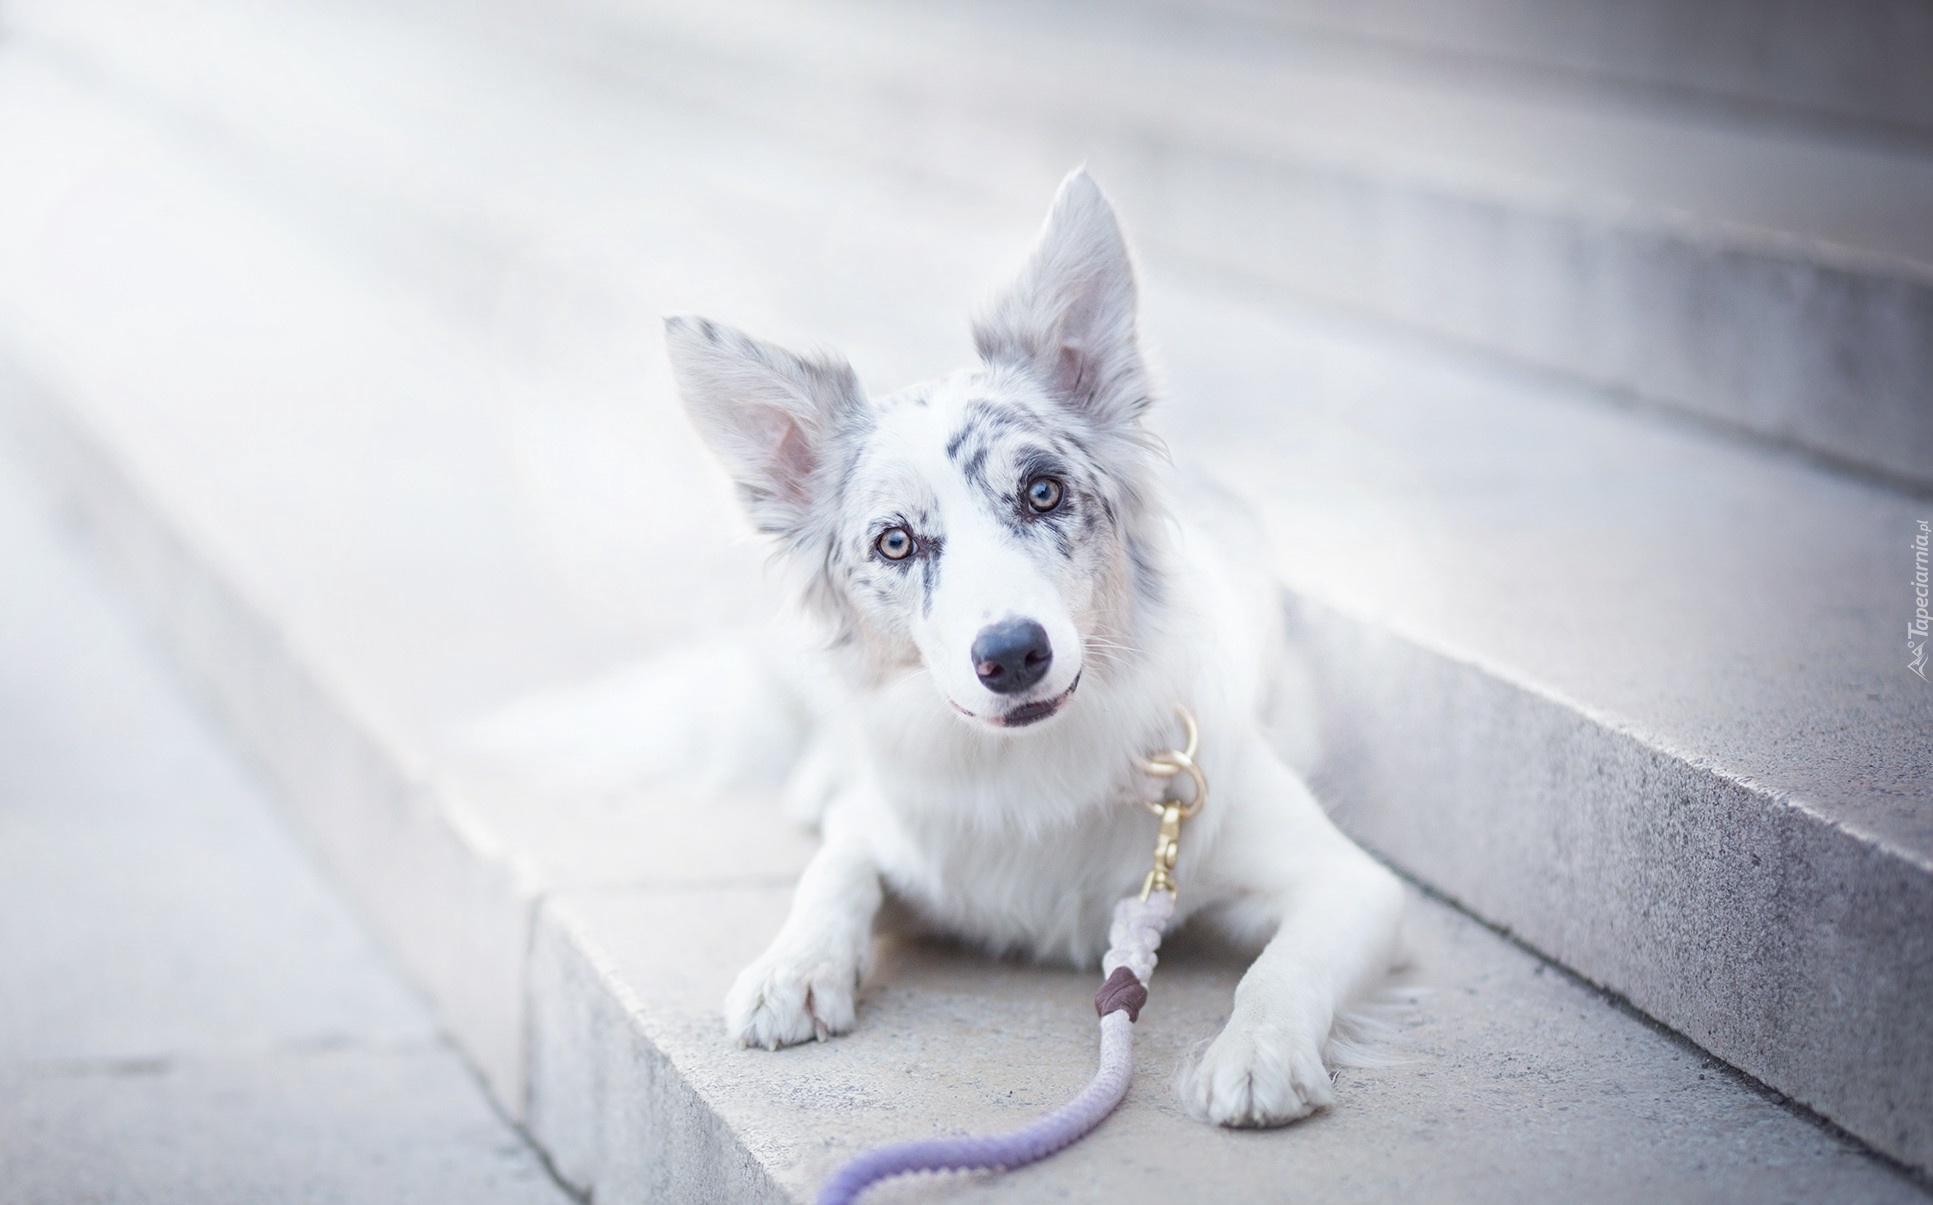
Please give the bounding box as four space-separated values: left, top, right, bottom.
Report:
0 0 1926 1197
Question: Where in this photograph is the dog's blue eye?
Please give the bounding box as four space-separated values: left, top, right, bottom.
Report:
1025 476 1064 513
876 527 913 560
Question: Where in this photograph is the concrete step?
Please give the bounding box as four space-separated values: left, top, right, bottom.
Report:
1153 282 1933 1177
18 0 1933 488
363 0 1933 490
0 383 569 1203
0 0 1926 1196
1177 0 1933 140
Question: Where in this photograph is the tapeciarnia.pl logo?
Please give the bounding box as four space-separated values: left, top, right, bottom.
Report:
1913 520 1930 680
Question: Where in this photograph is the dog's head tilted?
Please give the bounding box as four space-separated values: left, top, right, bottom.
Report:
666 170 1166 732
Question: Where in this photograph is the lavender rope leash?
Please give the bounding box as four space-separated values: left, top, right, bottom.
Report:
817 894 1173 1205
817 710 1204 1205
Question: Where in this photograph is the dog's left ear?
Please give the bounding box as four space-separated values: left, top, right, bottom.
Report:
974 169 1149 427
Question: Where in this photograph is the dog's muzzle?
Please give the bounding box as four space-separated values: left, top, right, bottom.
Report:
995 671 1080 728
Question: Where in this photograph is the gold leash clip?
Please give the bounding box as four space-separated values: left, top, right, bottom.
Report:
1137 707 1206 901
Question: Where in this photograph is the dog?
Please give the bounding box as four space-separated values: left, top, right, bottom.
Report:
662 169 1405 1126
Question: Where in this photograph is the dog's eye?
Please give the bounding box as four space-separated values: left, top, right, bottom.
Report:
876 527 914 560
1025 476 1064 513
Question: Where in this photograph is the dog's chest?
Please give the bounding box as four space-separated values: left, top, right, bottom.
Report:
870 781 1165 966
850 674 1209 964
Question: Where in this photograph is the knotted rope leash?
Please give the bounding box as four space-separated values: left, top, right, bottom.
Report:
817 708 1206 1205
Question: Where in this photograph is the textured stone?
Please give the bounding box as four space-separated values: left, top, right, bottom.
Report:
0 438 570 1205
192 0 1933 488
1197 0 1933 136
528 875 1928 1203
1142 279 1933 1170
0 1048 569 1205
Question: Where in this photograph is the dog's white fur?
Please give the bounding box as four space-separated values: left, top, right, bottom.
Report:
663 170 1404 1127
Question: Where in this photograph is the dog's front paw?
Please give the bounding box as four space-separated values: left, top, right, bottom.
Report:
724 944 860 1051
1178 1017 1333 1127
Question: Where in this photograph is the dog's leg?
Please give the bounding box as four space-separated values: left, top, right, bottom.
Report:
725 809 882 1050
1179 744 1405 1126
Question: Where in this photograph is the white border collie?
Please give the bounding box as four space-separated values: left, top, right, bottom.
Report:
664 169 1404 1126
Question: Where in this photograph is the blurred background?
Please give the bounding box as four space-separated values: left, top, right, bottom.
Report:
1 0 1929 1200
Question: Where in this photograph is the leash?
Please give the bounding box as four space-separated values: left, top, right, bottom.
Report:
817 708 1206 1205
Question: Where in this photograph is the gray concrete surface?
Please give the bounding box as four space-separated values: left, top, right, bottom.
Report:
384 0 1933 487
1144 279 1933 1170
1183 0 1933 138
0 0 1927 1190
0 441 569 1203
528 878 1929 1203
20 0 1933 485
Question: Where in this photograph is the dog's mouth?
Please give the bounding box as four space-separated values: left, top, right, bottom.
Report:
952 671 1081 730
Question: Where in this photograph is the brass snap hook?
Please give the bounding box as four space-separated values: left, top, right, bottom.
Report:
1136 707 1206 900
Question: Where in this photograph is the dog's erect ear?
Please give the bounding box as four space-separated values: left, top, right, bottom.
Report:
664 316 869 534
973 169 1149 426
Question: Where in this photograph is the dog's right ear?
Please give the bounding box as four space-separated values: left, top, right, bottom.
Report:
664 316 868 535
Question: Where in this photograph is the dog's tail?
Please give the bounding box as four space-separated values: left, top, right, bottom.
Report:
444 627 821 802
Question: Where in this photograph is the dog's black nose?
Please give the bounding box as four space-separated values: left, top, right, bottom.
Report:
971 619 1053 695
